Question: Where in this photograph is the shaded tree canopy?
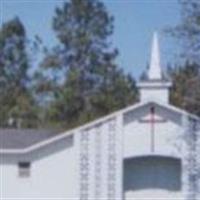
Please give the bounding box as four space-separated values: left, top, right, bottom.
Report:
168 62 200 116
166 0 200 117
35 0 138 128
0 17 38 128
169 0 200 63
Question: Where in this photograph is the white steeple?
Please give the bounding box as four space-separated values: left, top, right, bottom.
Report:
148 32 162 80
137 32 172 104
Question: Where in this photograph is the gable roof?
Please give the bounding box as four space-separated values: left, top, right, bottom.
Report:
0 100 199 155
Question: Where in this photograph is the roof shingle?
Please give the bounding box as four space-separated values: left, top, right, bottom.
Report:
0 129 60 150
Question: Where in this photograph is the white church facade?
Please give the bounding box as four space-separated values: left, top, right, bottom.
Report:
1 33 200 200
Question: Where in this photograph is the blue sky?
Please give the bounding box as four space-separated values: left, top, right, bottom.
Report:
1 0 181 78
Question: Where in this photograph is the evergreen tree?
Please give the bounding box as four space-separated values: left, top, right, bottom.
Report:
166 0 200 117
37 0 137 128
169 0 200 63
0 17 38 128
168 62 200 116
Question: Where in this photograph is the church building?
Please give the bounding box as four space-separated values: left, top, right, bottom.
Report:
1 33 200 200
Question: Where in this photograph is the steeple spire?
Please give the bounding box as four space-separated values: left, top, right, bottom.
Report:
137 32 172 104
148 32 162 80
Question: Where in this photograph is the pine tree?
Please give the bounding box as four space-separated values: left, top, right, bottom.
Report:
36 0 138 128
168 62 200 116
166 0 200 117
0 17 38 128
169 0 200 63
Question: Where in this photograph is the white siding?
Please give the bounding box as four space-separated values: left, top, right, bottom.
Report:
140 87 169 104
122 103 186 199
123 104 182 158
1 102 199 200
1 144 77 199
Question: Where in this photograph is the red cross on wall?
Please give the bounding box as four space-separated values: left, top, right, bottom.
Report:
139 106 167 152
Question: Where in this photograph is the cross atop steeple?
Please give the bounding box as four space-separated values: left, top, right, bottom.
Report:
148 32 162 80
